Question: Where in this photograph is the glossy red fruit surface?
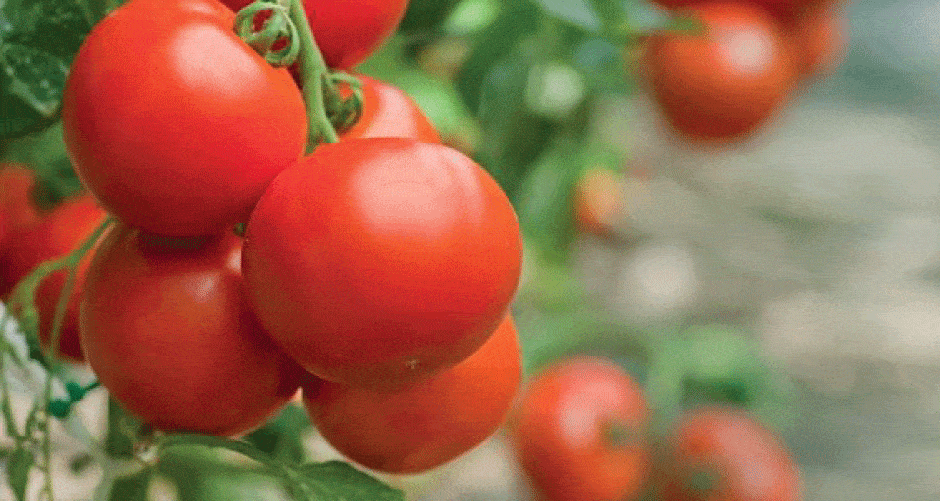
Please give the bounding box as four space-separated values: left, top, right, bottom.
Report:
303 315 521 474
243 138 522 388
512 357 651 501
340 75 440 143
80 226 303 436
62 0 307 236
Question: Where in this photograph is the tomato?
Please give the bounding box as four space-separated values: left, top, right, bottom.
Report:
658 407 802 501
573 167 622 237
340 76 440 143
303 315 520 474
0 194 106 361
787 2 847 79
641 3 798 141
62 0 307 237
222 0 409 70
0 166 41 287
80 226 303 436
651 0 824 19
511 357 650 501
243 138 521 389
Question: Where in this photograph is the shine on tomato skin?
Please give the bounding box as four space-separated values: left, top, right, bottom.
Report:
511 357 651 501
62 0 307 237
80 226 304 436
641 3 798 141
303 315 521 474
243 138 522 389
221 0 409 70
340 75 441 143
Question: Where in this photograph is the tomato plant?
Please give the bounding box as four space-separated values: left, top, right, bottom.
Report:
0 194 105 360
340 75 441 143
511 357 651 501
641 3 798 141
243 137 521 389
657 407 802 501
62 0 307 237
222 0 409 70
80 225 304 436
303 315 520 474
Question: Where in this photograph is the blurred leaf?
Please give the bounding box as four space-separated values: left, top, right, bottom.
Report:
244 405 309 465
6 447 33 501
2 0 91 61
104 398 142 458
531 0 601 30
297 461 405 501
455 0 540 114
398 0 462 34
108 469 152 501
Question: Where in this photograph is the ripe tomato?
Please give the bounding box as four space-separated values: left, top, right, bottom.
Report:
0 194 105 361
243 138 522 389
511 357 651 501
641 3 798 141
222 0 408 70
62 0 307 237
80 226 303 436
303 315 520 474
658 407 802 501
787 3 847 78
0 166 41 281
651 0 823 19
340 76 440 143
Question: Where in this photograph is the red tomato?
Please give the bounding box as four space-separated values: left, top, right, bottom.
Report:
573 167 622 237
0 166 41 285
651 0 824 19
222 0 409 70
658 407 802 501
62 0 307 237
243 138 522 389
303 315 521 474
641 3 798 141
340 75 441 143
0 195 106 361
787 3 848 78
511 357 651 501
80 226 304 436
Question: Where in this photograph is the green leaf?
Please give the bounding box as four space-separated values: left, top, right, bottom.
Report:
3 0 91 61
244 405 310 465
108 469 152 501
530 0 601 30
6 447 33 501
1 43 68 117
297 461 404 501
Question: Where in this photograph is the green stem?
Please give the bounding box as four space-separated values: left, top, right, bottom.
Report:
287 0 340 150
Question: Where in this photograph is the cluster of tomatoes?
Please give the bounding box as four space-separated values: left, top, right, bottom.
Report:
510 356 802 501
641 0 848 141
1 0 526 475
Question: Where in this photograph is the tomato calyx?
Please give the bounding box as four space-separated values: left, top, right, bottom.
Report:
234 1 299 67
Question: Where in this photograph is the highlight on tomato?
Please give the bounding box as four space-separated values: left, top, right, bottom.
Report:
303 315 521 474
242 138 522 389
62 0 307 237
641 2 799 141
657 406 803 501
510 357 651 501
80 225 304 436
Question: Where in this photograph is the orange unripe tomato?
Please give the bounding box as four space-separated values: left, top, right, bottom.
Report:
574 167 623 236
511 357 651 501
641 3 799 141
658 407 802 501
80 226 303 436
303 315 521 474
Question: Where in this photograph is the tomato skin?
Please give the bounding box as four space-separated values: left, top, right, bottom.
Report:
340 76 441 143
659 407 802 501
511 357 651 501
221 0 408 70
651 0 823 19
80 226 303 436
0 194 106 361
62 0 307 237
243 138 522 389
303 315 520 474
787 3 847 79
641 3 798 141
0 166 41 287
